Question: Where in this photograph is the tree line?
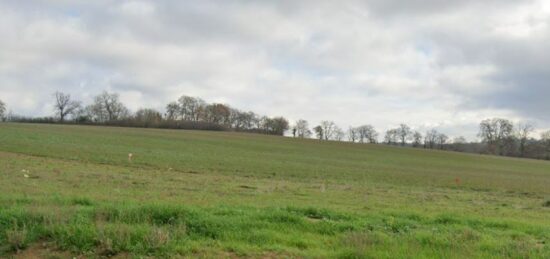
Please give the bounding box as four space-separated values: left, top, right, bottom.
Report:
1 91 289 135
1 94 549 160
296 118 550 160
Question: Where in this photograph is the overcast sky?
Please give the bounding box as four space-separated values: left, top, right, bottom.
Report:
1 0 549 140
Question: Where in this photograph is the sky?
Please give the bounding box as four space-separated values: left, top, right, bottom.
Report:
1 0 549 140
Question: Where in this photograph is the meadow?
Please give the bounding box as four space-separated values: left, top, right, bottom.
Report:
0 123 549 258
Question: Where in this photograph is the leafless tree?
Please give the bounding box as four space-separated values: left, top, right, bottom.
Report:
228 108 241 129
203 103 231 125
0 99 6 121
238 111 257 130
293 119 311 138
412 131 423 147
251 113 261 129
53 91 81 121
88 91 129 122
135 108 162 126
227 109 255 130
334 126 345 141
165 102 180 121
348 127 359 142
424 129 439 149
396 124 412 146
178 96 206 121
516 123 534 157
384 129 399 145
478 118 514 155
437 133 448 150
320 121 337 140
84 103 106 122
357 125 378 143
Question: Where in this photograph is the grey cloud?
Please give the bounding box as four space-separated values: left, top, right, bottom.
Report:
0 0 549 140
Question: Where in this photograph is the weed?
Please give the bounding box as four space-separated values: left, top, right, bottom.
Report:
5 226 28 252
146 227 170 250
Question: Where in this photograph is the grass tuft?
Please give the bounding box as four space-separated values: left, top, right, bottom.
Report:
5 226 28 252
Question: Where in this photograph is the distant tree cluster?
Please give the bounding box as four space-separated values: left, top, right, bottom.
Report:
164 95 288 135
478 118 550 160
346 125 378 143
7 92 288 136
3 94 550 160
0 99 6 122
288 118 550 161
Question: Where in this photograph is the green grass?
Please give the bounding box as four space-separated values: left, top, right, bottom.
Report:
0 123 549 258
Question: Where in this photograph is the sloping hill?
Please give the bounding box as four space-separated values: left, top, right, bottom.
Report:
1 123 549 258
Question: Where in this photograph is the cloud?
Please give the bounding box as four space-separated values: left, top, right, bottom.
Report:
0 0 549 140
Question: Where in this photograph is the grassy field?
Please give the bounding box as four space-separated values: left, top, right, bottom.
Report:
0 123 549 258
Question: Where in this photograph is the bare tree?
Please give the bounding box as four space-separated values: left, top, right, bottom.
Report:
178 96 206 121
384 129 399 145
396 124 412 146
348 127 359 142
320 121 337 140
88 91 129 122
412 131 423 147
228 108 241 129
135 108 162 126
294 119 311 138
227 109 255 130
53 91 81 121
251 113 261 130
84 103 106 122
237 111 257 130
516 123 534 157
478 118 514 155
437 133 448 150
203 103 231 125
165 102 180 121
425 129 439 149
0 99 6 121
357 125 378 143
542 130 550 160
334 126 345 141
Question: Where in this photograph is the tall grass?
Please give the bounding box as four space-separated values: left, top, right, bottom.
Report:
1 201 548 257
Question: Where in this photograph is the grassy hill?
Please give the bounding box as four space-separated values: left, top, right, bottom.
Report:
0 123 549 258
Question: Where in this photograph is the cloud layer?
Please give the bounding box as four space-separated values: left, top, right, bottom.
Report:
1 0 549 139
